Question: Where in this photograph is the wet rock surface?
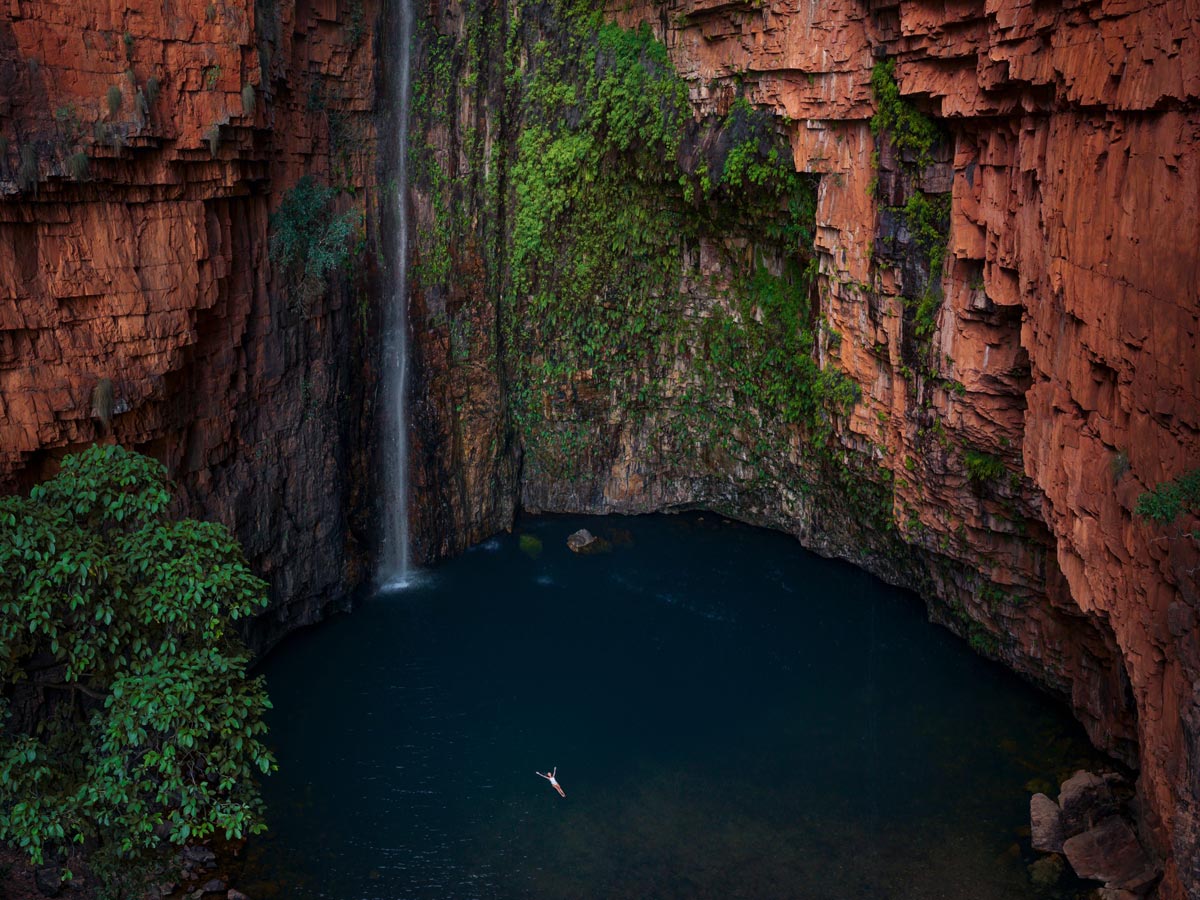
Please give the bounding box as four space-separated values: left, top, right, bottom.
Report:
566 528 597 552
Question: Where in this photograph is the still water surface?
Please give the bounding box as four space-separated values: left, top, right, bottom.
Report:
244 514 1100 899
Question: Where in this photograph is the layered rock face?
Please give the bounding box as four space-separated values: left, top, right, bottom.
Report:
0 0 381 644
406 1 1199 896
2 0 1197 895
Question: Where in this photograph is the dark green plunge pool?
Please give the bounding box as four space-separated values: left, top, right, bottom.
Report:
241 513 1101 899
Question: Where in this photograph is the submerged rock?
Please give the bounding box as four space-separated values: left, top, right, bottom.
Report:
1027 853 1064 888
567 529 600 553
518 534 543 559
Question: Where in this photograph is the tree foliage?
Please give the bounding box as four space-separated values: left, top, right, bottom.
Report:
0 445 274 884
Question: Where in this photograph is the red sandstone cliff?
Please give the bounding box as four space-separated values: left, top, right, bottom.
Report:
2 0 1198 896
404 0 1198 895
0 0 381 642
603 1 1200 894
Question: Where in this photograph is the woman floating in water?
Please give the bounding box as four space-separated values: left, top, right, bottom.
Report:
536 767 566 798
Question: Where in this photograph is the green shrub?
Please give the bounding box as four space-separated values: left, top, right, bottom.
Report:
963 449 1006 484
66 151 89 181
106 85 123 117
53 105 83 145
902 191 951 277
0 445 274 888
869 59 943 169
145 75 160 106
1110 450 1129 482
269 176 362 310
1135 468 1200 525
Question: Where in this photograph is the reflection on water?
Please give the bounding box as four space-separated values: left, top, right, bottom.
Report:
243 514 1104 899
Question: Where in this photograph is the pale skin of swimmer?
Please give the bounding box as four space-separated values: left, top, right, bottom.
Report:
536 767 566 797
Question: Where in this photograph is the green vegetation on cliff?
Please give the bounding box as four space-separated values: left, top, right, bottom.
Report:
869 59 941 169
869 59 950 355
0 446 274 896
1136 467 1200 528
269 176 363 313
501 3 850 478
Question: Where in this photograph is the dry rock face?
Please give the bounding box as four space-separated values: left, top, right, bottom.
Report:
0 0 382 645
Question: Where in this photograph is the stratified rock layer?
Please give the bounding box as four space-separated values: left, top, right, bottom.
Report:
1 0 1197 896
0 0 382 644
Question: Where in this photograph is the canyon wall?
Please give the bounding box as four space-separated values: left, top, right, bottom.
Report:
0 0 382 645
405 1 1199 896
1 0 1197 896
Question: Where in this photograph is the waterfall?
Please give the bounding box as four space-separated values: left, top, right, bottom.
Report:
381 0 414 589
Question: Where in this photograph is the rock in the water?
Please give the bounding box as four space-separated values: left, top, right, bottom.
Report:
227 890 251 900
202 879 227 893
1062 815 1159 891
1028 853 1064 888
1031 792 1065 852
1096 890 1140 900
567 529 598 553
1058 770 1116 836
34 866 62 898
182 845 217 865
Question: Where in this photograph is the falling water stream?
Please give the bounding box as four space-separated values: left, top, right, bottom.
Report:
381 0 414 589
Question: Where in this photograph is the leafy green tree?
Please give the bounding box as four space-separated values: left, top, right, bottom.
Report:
0 445 274 887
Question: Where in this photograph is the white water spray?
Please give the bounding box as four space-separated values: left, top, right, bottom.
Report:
381 0 414 589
